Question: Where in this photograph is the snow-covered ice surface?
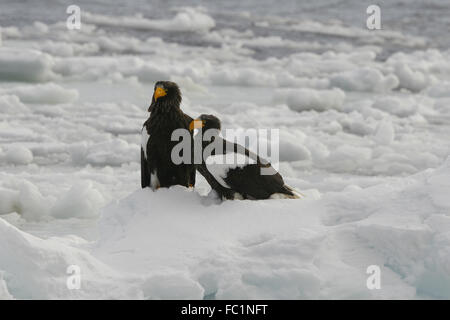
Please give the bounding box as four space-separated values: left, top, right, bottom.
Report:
1 0 450 299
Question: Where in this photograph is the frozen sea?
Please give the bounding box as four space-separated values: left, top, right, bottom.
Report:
0 0 450 299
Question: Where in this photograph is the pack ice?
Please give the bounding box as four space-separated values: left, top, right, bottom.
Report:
1 3 450 299
0 158 449 299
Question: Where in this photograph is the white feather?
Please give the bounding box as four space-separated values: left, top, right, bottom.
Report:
141 127 150 159
150 170 160 190
205 153 256 189
232 193 244 200
269 186 303 199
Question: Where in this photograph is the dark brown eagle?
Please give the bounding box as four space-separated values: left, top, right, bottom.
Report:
141 81 196 189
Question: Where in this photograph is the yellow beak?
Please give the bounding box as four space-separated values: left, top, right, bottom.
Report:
154 87 167 101
189 120 204 131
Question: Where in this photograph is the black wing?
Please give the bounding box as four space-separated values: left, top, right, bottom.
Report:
183 112 196 187
217 139 293 199
141 147 150 188
196 164 235 199
224 163 294 199
183 112 193 124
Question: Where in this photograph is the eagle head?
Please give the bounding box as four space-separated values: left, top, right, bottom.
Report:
189 114 222 139
148 81 182 112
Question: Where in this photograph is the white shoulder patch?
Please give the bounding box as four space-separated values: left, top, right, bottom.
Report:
205 153 256 189
141 127 150 159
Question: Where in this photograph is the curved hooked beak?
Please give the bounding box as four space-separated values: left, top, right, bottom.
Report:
154 87 167 101
148 87 167 112
189 120 204 132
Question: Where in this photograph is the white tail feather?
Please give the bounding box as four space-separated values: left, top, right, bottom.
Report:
283 184 304 199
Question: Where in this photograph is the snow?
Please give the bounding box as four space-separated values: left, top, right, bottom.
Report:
393 62 436 92
1 0 450 299
16 181 51 222
0 273 13 300
371 97 420 117
51 181 105 219
2 158 450 299
70 140 140 166
330 67 399 93
3 146 34 165
274 88 346 112
83 7 215 33
373 120 395 146
0 187 19 215
0 48 55 82
0 217 130 299
0 83 79 104
0 95 29 114
427 83 450 98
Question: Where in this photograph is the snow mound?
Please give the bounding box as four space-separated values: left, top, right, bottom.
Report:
95 158 450 299
427 83 450 98
0 217 132 299
209 68 276 87
277 131 311 161
3 145 33 165
274 88 345 112
1 158 450 299
51 181 105 219
16 181 51 222
330 67 399 92
84 7 215 33
371 96 418 117
0 83 79 104
325 145 372 172
393 62 435 92
373 119 395 145
0 214 203 299
0 180 103 222
69 140 139 166
0 95 29 114
0 273 13 300
0 48 54 82
0 187 19 215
